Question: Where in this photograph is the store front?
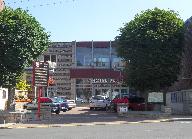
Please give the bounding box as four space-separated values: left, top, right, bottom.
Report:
70 68 129 100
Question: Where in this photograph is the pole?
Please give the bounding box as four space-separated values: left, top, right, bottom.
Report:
37 86 42 120
119 70 122 99
32 61 36 100
109 40 112 100
91 40 94 96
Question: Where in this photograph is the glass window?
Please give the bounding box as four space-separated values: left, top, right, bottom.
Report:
44 55 50 62
76 47 92 66
76 79 83 84
51 55 56 62
94 46 110 68
2 90 6 99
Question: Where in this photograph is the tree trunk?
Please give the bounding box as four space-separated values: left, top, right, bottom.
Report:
7 86 15 111
144 91 148 111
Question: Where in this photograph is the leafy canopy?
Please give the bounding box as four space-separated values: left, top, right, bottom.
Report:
116 8 184 92
0 7 50 86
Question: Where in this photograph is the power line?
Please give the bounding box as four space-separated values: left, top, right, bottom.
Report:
5 0 76 10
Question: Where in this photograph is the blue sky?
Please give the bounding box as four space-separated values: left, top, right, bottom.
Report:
5 0 192 42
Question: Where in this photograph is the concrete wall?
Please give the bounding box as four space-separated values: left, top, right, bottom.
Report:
166 93 184 114
166 89 192 114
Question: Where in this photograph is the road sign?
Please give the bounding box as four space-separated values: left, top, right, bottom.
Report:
33 62 49 87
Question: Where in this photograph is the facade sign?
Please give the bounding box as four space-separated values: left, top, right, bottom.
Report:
34 62 49 86
92 78 116 84
148 92 163 103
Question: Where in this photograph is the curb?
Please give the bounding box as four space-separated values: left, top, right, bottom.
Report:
0 119 173 129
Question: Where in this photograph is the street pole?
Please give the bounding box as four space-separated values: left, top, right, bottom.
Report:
109 41 112 100
119 70 122 99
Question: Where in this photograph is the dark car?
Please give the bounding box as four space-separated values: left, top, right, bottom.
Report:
52 97 69 112
50 102 60 114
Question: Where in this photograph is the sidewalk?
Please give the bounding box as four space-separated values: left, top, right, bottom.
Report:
1 108 192 129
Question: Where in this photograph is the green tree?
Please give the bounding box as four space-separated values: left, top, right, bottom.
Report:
0 7 50 108
116 8 184 106
0 7 50 86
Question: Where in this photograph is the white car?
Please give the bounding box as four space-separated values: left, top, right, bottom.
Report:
66 99 76 110
76 98 88 103
89 95 110 110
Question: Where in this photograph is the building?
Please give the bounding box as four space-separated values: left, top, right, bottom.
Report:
39 42 75 98
166 17 192 114
29 41 129 100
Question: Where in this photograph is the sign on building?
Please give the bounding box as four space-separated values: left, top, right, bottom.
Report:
33 62 49 87
148 92 163 103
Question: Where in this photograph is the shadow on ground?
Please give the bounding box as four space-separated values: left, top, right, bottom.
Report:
21 107 160 125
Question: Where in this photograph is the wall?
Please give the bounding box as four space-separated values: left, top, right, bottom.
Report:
166 89 192 114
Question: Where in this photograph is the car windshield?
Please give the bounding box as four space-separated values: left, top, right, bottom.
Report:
92 96 105 100
54 97 67 103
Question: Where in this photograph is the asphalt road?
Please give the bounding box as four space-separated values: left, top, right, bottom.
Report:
22 107 157 125
0 121 192 139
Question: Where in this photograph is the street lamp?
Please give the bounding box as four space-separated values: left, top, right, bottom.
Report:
113 65 123 98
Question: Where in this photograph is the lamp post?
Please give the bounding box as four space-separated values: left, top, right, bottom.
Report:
113 65 123 98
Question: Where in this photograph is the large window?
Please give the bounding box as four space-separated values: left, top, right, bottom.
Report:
94 57 110 67
76 47 92 66
76 42 123 68
93 47 110 68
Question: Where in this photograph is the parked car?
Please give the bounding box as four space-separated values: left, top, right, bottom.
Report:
76 98 87 103
111 96 154 111
24 97 53 110
89 95 110 110
59 96 76 110
128 97 154 111
50 101 60 114
52 96 69 112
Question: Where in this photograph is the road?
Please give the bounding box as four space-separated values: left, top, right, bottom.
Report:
23 107 158 125
0 121 192 139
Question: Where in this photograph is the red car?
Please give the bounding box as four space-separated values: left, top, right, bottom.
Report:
112 96 154 111
128 97 154 111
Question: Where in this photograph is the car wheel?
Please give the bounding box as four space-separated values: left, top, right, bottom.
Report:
105 105 108 111
63 109 67 112
56 110 60 114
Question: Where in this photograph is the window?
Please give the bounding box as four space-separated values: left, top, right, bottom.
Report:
51 55 56 62
171 92 183 103
2 90 6 99
44 55 50 62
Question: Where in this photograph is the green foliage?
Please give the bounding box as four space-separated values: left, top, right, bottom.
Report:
0 7 50 86
116 8 184 92
16 80 31 91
